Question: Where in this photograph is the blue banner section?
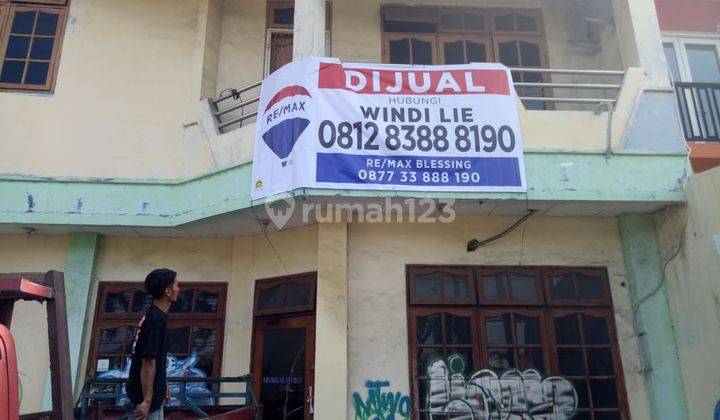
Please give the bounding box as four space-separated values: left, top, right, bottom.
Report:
316 153 522 187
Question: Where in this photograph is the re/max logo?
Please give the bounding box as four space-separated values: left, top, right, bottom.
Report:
266 101 307 124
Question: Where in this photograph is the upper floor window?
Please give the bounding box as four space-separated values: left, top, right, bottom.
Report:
663 35 720 141
382 6 547 109
0 0 68 92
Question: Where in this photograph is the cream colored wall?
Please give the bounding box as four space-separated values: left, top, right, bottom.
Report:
658 167 720 420
0 234 69 414
222 225 318 391
0 0 204 179
346 216 652 419
79 226 318 403
215 0 267 92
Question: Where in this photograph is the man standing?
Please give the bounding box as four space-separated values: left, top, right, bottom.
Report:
126 269 180 420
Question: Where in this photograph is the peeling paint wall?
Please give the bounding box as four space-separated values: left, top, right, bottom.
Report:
0 235 69 414
658 167 720 420
346 216 652 420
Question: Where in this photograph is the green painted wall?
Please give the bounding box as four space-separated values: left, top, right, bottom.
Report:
0 151 687 228
618 214 689 420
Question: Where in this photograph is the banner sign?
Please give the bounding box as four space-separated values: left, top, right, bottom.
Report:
251 57 526 200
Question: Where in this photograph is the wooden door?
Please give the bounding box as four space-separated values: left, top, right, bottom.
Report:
269 32 294 75
252 315 315 420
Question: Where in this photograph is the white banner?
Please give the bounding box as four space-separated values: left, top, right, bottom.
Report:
251 57 526 200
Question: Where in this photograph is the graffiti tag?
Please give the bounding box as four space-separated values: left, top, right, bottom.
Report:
426 354 577 420
352 380 411 420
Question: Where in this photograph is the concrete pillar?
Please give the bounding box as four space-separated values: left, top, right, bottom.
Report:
611 0 671 88
194 0 223 100
65 233 102 395
41 233 101 409
618 215 689 420
293 0 326 60
314 222 348 419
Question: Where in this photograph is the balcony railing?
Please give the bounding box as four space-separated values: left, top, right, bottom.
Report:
77 375 259 419
674 81 720 142
211 68 625 134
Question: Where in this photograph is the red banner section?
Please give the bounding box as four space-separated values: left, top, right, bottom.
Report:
318 62 510 96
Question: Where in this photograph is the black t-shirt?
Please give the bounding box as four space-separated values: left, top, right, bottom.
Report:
126 305 168 411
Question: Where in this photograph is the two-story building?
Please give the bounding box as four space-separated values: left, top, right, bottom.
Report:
0 0 715 419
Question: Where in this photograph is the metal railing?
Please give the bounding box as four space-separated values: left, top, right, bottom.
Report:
674 81 720 142
210 67 626 133
510 67 625 109
77 375 259 419
212 81 262 134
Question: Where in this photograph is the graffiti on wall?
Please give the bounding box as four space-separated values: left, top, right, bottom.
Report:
352 380 412 420
96 352 215 407
425 354 577 420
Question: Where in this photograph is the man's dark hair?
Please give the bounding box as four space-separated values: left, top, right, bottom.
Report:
144 268 177 299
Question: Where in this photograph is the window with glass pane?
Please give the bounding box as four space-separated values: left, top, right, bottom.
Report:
413 309 476 415
409 268 474 304
547 270 610 304
480 270 541 303
254 274 315 316
663 43 681 82
484 311 545 373
387 35 436 65
553 311 622 419
0 3 67 91
407 266 627 419
686 44 720 83
88 281 227 403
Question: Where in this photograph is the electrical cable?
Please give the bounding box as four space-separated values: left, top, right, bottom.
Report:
467 209 536 252
251 204 290 274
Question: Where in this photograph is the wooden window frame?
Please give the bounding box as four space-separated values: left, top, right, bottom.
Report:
0 2 68 92
86 281 227 380
437 34 493 64
478 307 550 373
407 266 476 306
253 271 316 317
547 308 630 417
407 306 480 418
544 267 613 307
437 8 489 34
489 8 545 36
476 267 544 306
382 33 438 66
492 34 549 69
406 265 629 420
380 6 549 69
266 1 332 30
267 1 294 30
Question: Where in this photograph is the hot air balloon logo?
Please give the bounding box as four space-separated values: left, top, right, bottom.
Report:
262 85 312 167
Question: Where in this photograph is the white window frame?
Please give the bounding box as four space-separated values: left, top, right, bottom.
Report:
662 32 720 82
663 32 720 141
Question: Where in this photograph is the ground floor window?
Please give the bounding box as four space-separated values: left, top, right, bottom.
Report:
86 282 227 405
407 266 628 420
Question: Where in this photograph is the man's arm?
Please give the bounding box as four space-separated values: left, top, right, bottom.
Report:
134 357 156 419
